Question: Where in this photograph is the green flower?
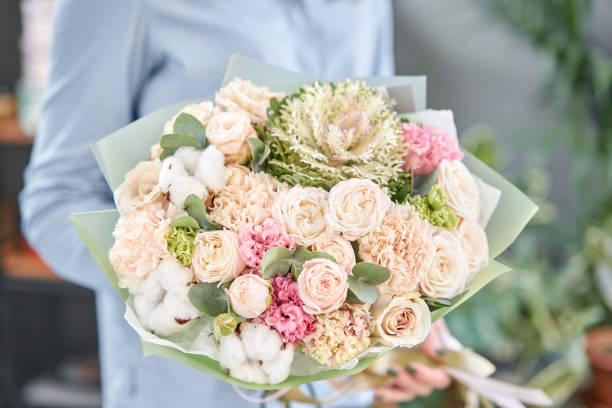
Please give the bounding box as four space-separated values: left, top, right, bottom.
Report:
263 80 405 191
409 185 458 230
167 227 199 267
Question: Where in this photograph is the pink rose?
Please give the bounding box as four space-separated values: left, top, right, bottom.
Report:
228 274 271 319
238 218 295 269
298 258 348 314
327 178 391 241
205 111 256 164
400 122 463 175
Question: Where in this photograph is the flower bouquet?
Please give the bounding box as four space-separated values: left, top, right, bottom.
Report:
72 56 537 390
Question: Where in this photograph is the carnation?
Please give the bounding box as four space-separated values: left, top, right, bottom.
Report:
238 218 295 269
400 122 463 175
302 303 371 367
210 171 285 231
256 275 317 345
358 204 433 296
109 203 171 291
265 80 405 190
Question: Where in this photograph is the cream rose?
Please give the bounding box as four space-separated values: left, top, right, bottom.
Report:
192 230 245 284
273 186 329 246
163 101 214 134
109 203 171 291
225 164 250 187
150 144 163 160
455 218 489 279
205 111 256 164
437 159 481 221
327 179 391 241
115 160 163 214
372 293 431 347
419 227 470 299
298 258 348 314
215 78 285 125
310 234 356 273
228 274 271 319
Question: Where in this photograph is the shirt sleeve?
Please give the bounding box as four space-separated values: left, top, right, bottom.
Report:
20 0 153 291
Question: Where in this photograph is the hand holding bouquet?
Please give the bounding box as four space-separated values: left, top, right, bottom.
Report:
73 57 537 390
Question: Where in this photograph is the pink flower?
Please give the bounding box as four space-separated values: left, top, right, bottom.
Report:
256 275 317 345
400 122 463 175
238 218 295 269
298 259 348 314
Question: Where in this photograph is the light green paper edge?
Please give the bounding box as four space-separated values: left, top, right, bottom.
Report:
74 55 537 390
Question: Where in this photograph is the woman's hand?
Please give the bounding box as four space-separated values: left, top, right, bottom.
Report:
373 320 452 405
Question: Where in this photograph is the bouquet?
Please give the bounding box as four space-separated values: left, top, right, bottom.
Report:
72 56 537 390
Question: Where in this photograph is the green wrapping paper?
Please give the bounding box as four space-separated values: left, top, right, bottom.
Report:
71 56 537 390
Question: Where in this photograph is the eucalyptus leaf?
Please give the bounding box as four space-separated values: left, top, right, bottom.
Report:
247 138 269 173
160 148 177 160
184 194 222 230
347 275 378 304
188 283 228 316
293 246 336 264
413 168 439 196
170 215 201 230
173 113 207 145
351 262 390 285
259 247 295 278
161 133 202 150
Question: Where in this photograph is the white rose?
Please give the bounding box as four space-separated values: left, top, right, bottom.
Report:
436 159 481 221
192 230 245 284
455 218 489 279
163 101 214 134
327 179 391 241
310 234 356 273
215 78 285 125
115 160 163 214
206 111 257 164
419 227 470 299
228 274 271 319
273 186 329 246
372 293 431 347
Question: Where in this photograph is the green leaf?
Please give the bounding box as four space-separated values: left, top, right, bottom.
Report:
247 137 269 173
184 194 222 231
350 240 362 263
351 262 390 285
172 113 207 146
259 247 295 279
170 215 201 230
413 168 439 196
423 291 468 312
188 282 228 316
391 174 413 203
161 133 202 150
159 148 177 160
293 246 336 264
347 275 378 304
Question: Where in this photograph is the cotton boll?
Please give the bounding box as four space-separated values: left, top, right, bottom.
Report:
262 345 295 384
230 361 268 384
174 147 202 175
146 303 184 336
166 203 188 220
194 145 228 192
219 332 248 370
158 157 188 192
168 176 208 208
241 323 283 362
157 259 193 289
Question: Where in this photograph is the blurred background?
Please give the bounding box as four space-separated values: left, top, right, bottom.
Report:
0 0 610 407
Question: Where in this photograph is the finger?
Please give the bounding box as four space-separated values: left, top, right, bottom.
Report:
389 365 432 397
420 333 446 363
374 385 415 404
409 363 452 389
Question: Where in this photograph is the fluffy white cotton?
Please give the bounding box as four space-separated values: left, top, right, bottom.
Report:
158 157 188 192
174 146 202 175
166 203 188 220
194 145 228 192
133 258 199 337
217 323 294 384
168 175 208 208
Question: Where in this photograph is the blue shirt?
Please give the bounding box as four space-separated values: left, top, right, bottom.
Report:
20 1 394 407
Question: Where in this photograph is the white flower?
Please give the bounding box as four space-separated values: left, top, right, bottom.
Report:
191 230 245 284
173 146 201 174
158 156 189 193
168 175 208 208
437 159 481 221
455 218 489 279
326 178 391 241
194 145 228 192
132 258 199 337
419 227 470 299
115 160 163 214
215 78 284 125
163 101 214 134
371 293 431 347
310 234 356 273
273 185 330 246
228 274 271 319
205 111 256 164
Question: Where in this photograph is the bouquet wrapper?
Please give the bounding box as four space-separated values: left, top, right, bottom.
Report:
71 55 538 390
